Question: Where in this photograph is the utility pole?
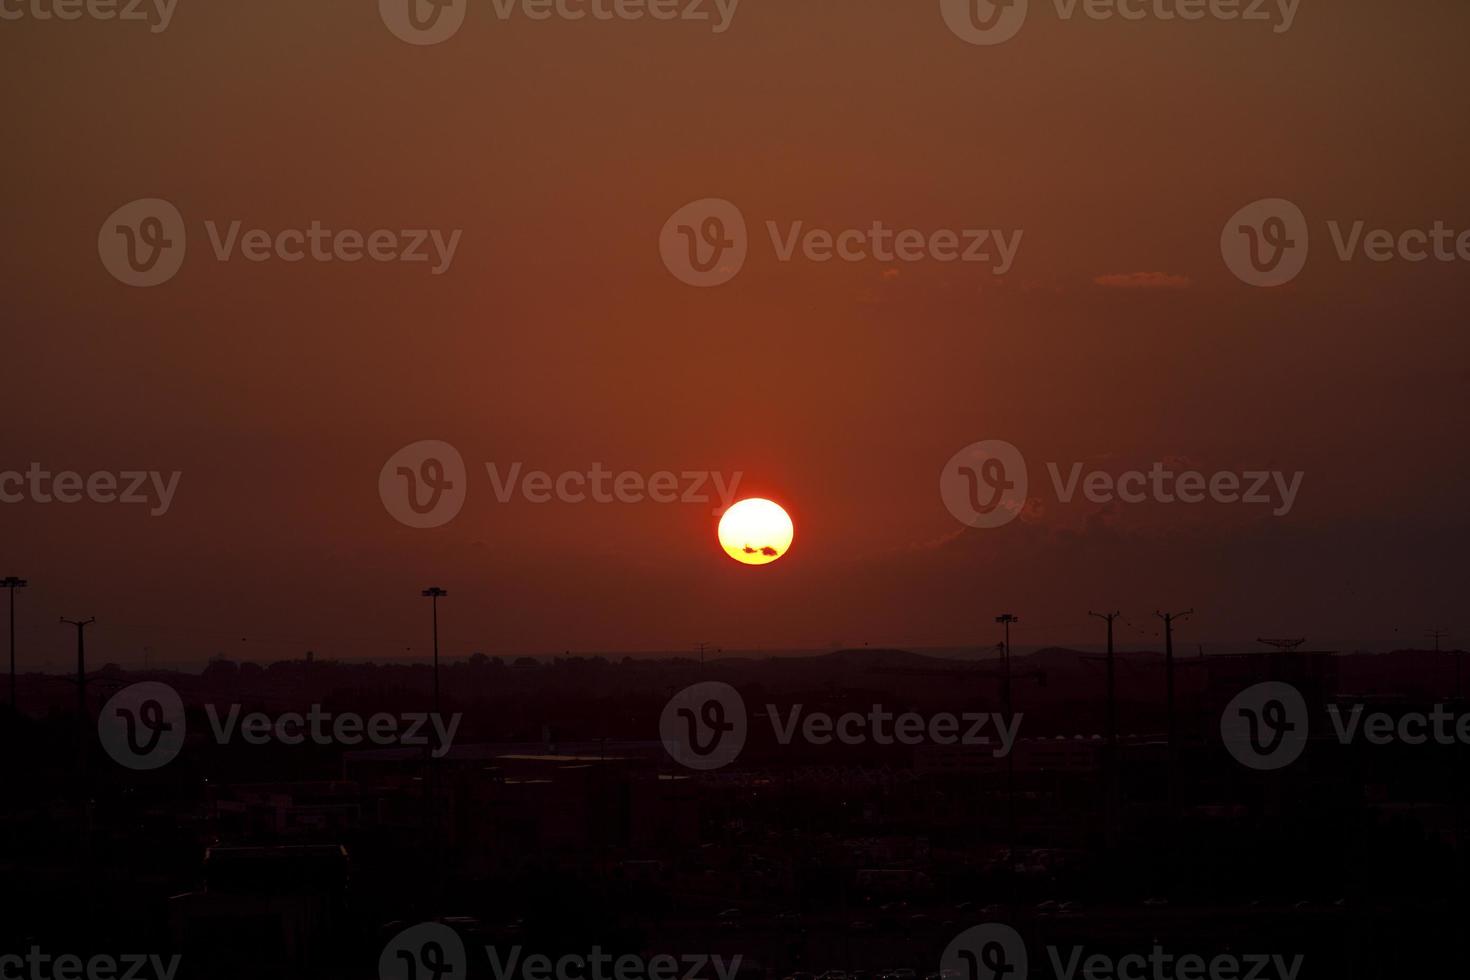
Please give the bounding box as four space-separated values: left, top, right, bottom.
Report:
421 587 448 717
61 617 95 798
1090 611 1122 850
1428 630 1460 699
3 577 26 713
419 587 448 916
1089 611 1120 748
994 613 1019 871
696 642 712 666
1155 609 1193 753
1156 609 1191 835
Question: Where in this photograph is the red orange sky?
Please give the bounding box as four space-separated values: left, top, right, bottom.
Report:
3 0 1467 668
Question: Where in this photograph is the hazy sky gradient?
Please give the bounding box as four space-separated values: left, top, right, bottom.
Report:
4 0 1468 668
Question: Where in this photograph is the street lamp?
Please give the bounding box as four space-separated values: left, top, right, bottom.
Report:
994 613 1018 709
421 587 448 715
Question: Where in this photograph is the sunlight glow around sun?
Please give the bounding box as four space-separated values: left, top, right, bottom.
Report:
718 498 794 566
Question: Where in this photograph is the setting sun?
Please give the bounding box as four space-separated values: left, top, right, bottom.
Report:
717 498 794 566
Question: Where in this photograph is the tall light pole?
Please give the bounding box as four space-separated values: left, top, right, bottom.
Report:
3 577 26 713
421 588 448 716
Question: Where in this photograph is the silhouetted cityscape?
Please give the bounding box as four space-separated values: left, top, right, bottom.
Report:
3 641 1467 978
